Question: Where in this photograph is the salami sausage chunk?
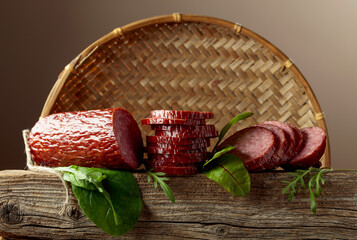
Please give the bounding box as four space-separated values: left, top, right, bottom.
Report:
28 108 143 169
283 127 326 170
218 126 277 171
150 110 214 119
141 118 206 125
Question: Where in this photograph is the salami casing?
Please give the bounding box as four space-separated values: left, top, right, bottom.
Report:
28 108 143 169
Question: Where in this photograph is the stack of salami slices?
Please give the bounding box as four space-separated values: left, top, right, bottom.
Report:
218 120 326 172
142 110 218 175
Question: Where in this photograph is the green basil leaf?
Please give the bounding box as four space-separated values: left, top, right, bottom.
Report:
204 154 250 197
62 172 96 191
203 146 235 169
72 169 142 236
212 112 253 153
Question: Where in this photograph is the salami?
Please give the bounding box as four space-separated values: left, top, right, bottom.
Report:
262 121 297 165
150 165 201 175
144 159 203 168
148 153 209 163
218 126 277 171
283 127 326 170
155 129 218 138
147 141 210 150
141 118 206 125
150 110 214 119
151 124 216 132
255 123 288 170
146 136 210 145
145 147 207 155
28 108 143 169
287 123 304 158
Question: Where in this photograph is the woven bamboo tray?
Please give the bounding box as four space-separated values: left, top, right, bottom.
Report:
41 13 330 167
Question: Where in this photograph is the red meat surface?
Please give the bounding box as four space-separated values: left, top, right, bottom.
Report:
28 108 143 169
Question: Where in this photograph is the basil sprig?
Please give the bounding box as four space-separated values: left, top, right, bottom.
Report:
56 166 142 236
203 112 253 197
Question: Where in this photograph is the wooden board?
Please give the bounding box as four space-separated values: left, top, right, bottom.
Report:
0 170 356 239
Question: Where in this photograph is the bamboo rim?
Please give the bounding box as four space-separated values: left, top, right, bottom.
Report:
40 13 330 167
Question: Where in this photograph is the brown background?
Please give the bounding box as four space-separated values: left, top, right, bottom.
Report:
0 0 356 170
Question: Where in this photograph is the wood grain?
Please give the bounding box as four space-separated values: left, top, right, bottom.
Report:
0 170 356 239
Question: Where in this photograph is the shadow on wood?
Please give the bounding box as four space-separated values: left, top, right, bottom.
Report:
0 170 356 239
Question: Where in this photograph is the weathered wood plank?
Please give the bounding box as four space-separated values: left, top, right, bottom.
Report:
0 170 356 239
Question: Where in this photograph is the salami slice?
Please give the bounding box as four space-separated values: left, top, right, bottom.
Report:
287 123 304 159
145 147 207 155
150 165 202 175
217 126 277 171
262 121 296 165
28 108 143 169
150 110 214 119
148 153 209 163
255 123 288 170
147 141 210 150
141 118 206 126
146 136 210 145
155 129 218 138
151 124 216 132
144 159 204 168
283 127 326 170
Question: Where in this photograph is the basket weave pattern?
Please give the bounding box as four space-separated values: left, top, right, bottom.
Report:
45 15 329 166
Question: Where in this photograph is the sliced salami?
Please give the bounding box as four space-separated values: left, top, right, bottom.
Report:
144 159 204 168
146 136 210 145
148 153 209 163
287 123 304 159
150 110 214 119
145 147 207 155
151 124 216 132
217 126 277 171
255 123 288 170
155 129 218 138
262 121 296 165
141 118 206 126
282 127 326 170
147 141 210 150
150 165 202 175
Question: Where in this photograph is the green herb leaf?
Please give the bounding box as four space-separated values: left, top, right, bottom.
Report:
56 166 142 236
212 112 253 153
204 154 250 197
308 175 317 214
203 146 235 169
147 170 175 203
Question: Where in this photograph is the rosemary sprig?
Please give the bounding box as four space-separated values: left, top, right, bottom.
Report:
282 167 333 214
